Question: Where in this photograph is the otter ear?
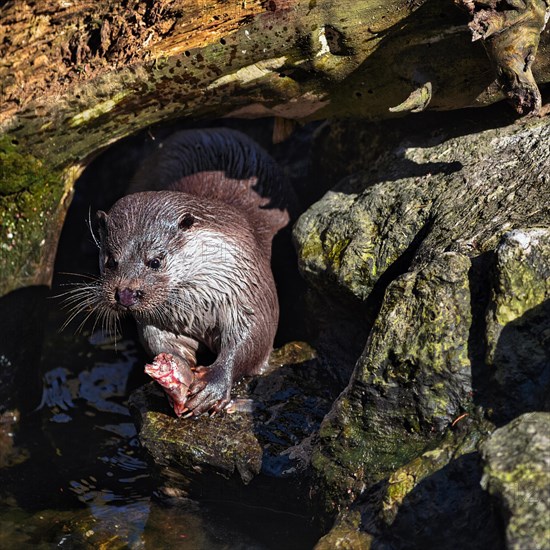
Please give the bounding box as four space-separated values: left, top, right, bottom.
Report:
96 211 109 242
179 213 195 231
97 210 108 230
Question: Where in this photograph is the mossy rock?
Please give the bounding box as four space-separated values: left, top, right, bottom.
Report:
314 509 374 550
311 252 474 512
318 418 503 549
295 113 550 300
0 138 73 295
295 113 550 517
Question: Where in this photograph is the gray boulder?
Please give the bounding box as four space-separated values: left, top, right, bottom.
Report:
481 412 550 550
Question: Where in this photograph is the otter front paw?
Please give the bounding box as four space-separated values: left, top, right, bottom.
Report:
144 352 194 417
185 365 232 416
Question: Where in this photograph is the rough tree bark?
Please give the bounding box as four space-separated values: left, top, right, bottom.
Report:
0 0 549 296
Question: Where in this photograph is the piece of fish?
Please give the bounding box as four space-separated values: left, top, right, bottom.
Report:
144 353 194 417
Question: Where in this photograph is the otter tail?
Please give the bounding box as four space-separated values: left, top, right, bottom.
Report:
130 127 299 220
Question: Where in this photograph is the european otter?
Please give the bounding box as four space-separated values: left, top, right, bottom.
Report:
89 129 293 416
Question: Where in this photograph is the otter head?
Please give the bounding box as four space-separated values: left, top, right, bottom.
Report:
96 192 198 321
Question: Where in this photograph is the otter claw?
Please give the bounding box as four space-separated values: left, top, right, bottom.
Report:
226 398 255 414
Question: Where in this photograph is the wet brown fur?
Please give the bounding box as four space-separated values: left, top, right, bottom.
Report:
94 129 292 415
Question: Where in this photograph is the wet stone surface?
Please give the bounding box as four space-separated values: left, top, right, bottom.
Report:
0 316 322 548
129 341 336 508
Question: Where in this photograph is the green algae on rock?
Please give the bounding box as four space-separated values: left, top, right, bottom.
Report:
480 412 550 550
311 252 474 513
314 508 374 550
317 416 502 549
130 382 263 486
489 228 550 327
0 138 75 295
485 228 550 424
293 174 434 301
296 114 550 302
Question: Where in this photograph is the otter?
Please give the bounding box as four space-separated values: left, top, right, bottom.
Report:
90 129 293 416
130 127 298 217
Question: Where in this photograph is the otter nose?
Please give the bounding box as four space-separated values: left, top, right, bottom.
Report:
115 288 143 308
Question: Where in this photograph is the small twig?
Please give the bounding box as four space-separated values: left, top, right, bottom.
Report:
451 412 469 427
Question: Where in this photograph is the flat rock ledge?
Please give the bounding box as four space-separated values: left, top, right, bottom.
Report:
128 342 334 511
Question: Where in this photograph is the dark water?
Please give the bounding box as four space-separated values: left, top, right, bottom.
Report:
0 304 318 549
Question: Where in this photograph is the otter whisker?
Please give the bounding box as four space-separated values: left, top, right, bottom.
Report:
60 294 103 332
55 285 99 300
55 283 102 308
72 306 101 335
61 307 98 330
87 207 101 250
56 277 110 335
59 290 100 308
57 271 101 282
92 307 119 343
106 309 122 341
61 297 97 320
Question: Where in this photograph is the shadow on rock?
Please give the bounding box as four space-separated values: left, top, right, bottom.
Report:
371 452 504 550
468 231 550 427
483 299 550 426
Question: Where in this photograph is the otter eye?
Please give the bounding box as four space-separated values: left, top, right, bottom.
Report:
105 255 118 270
179 214 195 230
147 257 162 270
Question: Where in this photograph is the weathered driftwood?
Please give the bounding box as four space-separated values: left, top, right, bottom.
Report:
1 0 549 296
455 0 550 114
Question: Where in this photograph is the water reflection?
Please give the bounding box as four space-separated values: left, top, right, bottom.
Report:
0 312 285 549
